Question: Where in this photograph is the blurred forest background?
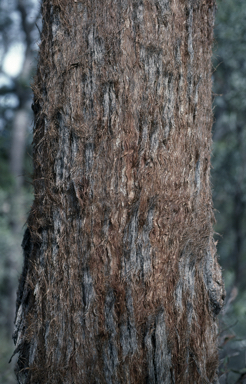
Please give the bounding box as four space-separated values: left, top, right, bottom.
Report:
0 0 245 382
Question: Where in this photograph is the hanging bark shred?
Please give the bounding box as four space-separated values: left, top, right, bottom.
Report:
13 0 225 383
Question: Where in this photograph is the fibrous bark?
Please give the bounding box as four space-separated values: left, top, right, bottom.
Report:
13 0 225 383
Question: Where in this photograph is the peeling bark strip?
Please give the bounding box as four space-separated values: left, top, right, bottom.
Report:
13 0 225 383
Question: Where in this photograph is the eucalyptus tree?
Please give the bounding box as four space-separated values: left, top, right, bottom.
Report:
13 0 224 383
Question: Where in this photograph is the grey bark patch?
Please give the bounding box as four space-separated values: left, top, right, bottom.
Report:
145 325 156 383
55 114 71 185
65 337 73 365
120 287 137 359
52 210 61 264
193 76 202 122
44 320 50 352
71 132 79 163
186 5 194 98
140 45 163 91
132 0 144 25
175 250 195 318
138 118 149 152
175 250 196 379
203 251 224 316
103 82 116 135
103 289 119 384
137 206 154 280
55 326 63 364
195 157 201 193
175 39 182 67
102 206 111 238
88 27 105 65
154 309 172 383
85 142 94 174
122 205 154 280
150 120 160 156
145 309 171 384
155 0 170 16
82 267 94 311
186 300 193 326
177 69 184 116
187 6 194 60
50 5 60 40
170 369 176 384
122 206 140 278
40 229 48 268
81 72 96 120
175 281 183 312
155 0 170 26
29 338 37 365
194 76 202 105
162 73 175 141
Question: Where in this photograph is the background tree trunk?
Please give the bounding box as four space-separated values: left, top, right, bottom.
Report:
13 0 225 383
5 0 36 338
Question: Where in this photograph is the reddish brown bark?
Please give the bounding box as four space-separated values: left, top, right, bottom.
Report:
13 0 224 383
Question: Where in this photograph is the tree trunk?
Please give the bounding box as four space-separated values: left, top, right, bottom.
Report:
13 0 225 383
